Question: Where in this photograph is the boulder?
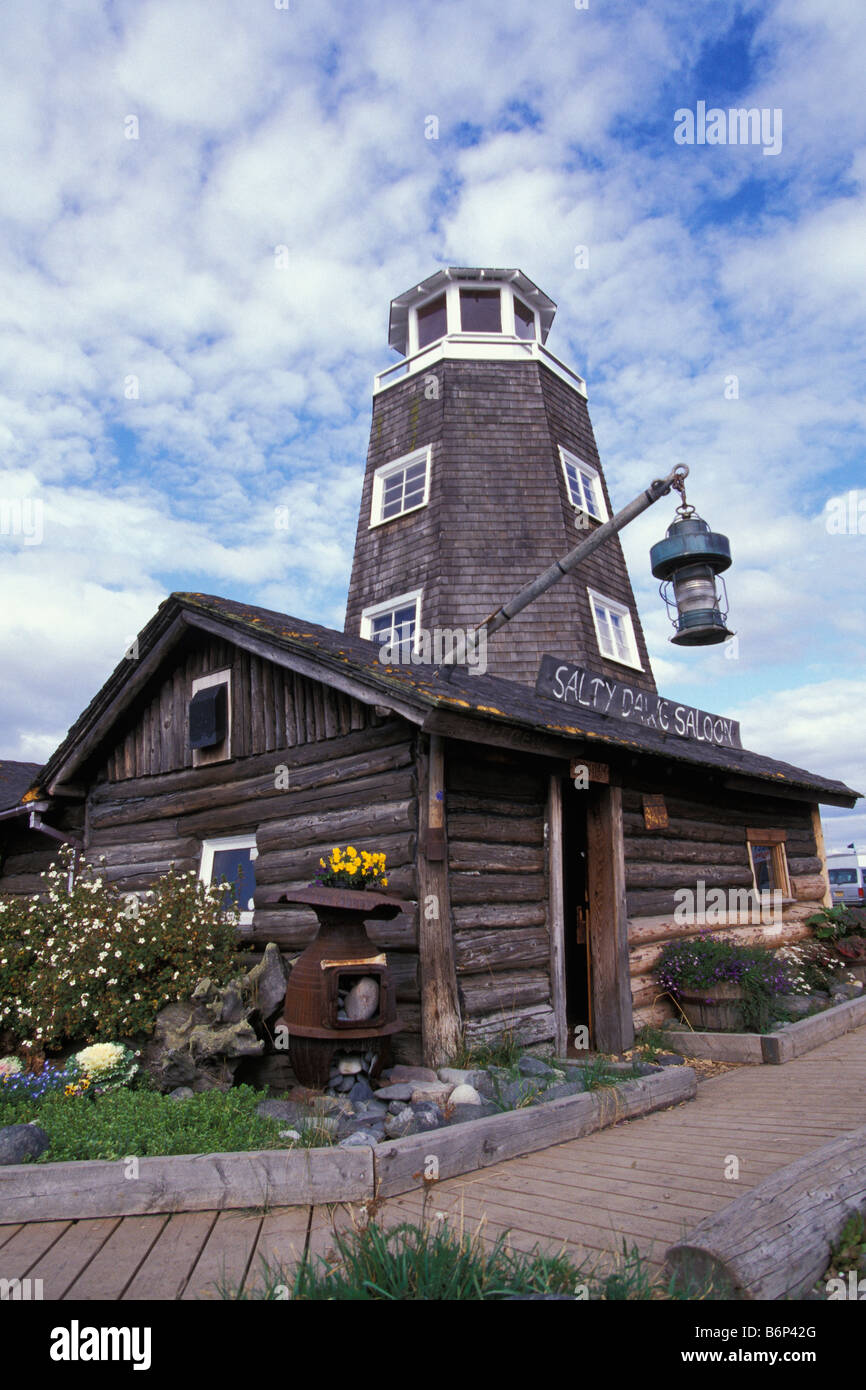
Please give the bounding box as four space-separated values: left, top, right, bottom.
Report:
449 1083 482 1106
167 1087 195 1100
517 1056 554 1078
344 977 380 1022
242 943 288 1019
389 1064 439 1084
339 1131 380 1148
373 1083 415 1102
0 1123 49 1165
409 1081 452 1106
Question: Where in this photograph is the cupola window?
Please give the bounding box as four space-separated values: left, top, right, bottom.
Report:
514 296 536 340
459 288 501 333
417 293 447 349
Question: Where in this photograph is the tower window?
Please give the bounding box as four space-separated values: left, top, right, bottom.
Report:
587 589 642 670
370 446 431 526
514 296 536 340
560 448 607 522
417 293 447 349
460 288 501 333
361 590 422 664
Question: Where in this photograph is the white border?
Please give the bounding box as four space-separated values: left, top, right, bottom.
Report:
559 446 608 523
587 588 642 670
199 833 258 926
190 667 232 766
369 446 431 528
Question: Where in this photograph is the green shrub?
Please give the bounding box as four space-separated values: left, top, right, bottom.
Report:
0 1084 320 1161
0 847 238 1051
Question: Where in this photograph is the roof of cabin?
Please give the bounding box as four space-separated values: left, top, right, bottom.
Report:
20 592 860 810
0 761 43 812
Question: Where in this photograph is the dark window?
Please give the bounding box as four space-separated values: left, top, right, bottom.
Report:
417 294 447 348
211 846 256 914
751 844 776 893
188 683 227 749
829 869 858 884
514 297 536 339
460 288 501 333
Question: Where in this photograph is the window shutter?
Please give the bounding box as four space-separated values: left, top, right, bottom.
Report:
188 683 228 749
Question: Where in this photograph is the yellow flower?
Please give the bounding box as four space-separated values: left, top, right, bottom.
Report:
381 878 388 887
319 858 326 868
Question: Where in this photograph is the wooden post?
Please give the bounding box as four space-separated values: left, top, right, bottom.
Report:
417 734 462 1067
586 783 634 1054
547 775 568 1056
810 803 833 909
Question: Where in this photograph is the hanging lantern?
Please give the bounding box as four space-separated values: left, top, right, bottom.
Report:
650 481 734 646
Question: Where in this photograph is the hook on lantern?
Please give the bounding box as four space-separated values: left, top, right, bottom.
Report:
650 470 735 647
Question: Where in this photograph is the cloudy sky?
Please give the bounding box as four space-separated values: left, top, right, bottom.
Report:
1 0 864 847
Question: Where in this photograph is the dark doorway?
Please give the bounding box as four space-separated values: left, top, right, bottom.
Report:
561 778 591 1053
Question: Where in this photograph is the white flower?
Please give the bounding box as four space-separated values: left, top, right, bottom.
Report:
75 1042 125 1076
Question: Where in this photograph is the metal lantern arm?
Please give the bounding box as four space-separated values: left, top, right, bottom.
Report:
436 463 690 675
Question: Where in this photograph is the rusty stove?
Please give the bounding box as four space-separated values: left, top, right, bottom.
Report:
278 884 403 1088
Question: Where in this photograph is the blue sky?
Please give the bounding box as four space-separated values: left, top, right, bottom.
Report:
0 0 864 846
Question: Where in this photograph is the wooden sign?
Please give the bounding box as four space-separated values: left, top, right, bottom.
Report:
536 655 742 750
642 794 669 829
571 758 609 783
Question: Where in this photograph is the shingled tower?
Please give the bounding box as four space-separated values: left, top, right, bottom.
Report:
345 267 657 692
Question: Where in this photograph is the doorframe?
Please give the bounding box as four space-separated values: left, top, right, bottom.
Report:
548 772 634 1055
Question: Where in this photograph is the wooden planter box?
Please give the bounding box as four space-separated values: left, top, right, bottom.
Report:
677 983 745 1032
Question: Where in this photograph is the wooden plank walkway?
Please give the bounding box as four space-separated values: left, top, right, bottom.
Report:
2 1025 864 1299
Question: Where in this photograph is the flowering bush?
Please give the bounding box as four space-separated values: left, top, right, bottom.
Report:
0 1059 82 1105
314 846 389 890
656 935 794 1032
0 847 238 1051
777 940 859 994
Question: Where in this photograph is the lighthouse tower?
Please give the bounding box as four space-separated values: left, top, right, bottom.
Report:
345 267 657 692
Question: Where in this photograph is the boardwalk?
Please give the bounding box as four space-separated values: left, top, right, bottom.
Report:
2 1026 865 1300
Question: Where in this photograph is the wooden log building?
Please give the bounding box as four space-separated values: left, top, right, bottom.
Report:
0 268 859 1066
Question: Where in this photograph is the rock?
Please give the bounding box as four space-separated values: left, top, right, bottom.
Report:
409 1082 452 1106
537 1080 584 1102
356 1099 388 1118
373 1083 414 1102
496 1077 546 1107
279 1130 302 1141
344 977 380 1022
446 1101 499 1125
517 1056 554 1078
449 1083 482 1106
218 985 245 1024
338 1075 355 1092
831 983 862 1002
389 1064 439 1084
653 1053 686 1067
243 943 288 1019
349 1078 374 1103
338 1114 386 1141
0 1123 50 1165
388 1100 411 1115
339 1131 380 1148
167 1086 195 1100
384 1110 418 1139
774 995 816 1018
256 1099 312 1126
338 1056 364 1075
188 1021 264 1062
632 1062 662 1076
437 1067 488 1088
298 1114 339 1140
409 1101 445 1131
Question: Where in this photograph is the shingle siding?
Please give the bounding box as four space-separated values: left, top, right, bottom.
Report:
345 359 657 691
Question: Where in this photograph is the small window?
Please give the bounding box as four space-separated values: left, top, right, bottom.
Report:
746 830 792 898
199 835 258 926
829 868 858 884
361 590 422 664
587 589 642 669
370 446 431 526
514 296 536 340
417 293 447 349
190 669 231 766
560 448 607 522
460 288 501 333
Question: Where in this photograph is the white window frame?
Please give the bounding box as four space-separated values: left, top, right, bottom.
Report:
369 446 431 528
360 589 423 658
199 834 258 927
190 668 232 767
587 588 642 670
559 447 608 523
746 831 792 900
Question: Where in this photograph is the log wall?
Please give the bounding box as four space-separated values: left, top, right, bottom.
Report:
623 784 826 1030
445 746 556 1048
